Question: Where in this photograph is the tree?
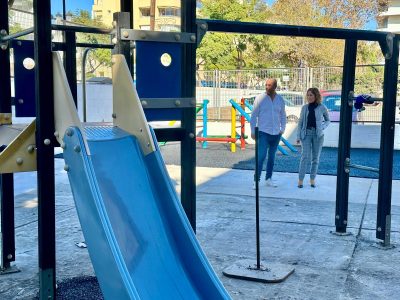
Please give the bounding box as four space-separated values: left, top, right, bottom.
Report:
71 10 112 77
197 0 272 70
197 0 384 69
8 10 24 36
314 0 381 28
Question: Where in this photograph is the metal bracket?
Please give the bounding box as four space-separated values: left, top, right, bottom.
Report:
196 21 208 46
379 33 394 60
0 113 12 125
383 214 391 247
0 29 8 50
140 97 196 109
119 29 196 44
344 157 379 173
0 120 37 173
348 91 354 107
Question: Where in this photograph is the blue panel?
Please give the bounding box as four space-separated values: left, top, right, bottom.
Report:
13 40 36 117
136 41 182 121
63 125 230 299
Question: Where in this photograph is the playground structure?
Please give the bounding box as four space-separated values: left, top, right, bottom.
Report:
196 98 297 155
196 99 246 152
0 1 399 299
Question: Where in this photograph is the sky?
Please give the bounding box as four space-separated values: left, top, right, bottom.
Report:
50 0 377 30
51 0 93 15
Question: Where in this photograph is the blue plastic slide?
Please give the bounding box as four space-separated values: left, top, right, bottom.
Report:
62 125 231 299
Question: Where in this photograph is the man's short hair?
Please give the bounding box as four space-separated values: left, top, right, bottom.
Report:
266 78 277 88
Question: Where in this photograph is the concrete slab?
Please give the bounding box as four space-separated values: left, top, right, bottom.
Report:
367 179 400 206
1 163 400 299
342 231 400 300
166 165 374 204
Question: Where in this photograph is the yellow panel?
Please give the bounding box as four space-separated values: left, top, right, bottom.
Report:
112 55 156 156
0 120 37 173
0 113 12 125
53 52 89 154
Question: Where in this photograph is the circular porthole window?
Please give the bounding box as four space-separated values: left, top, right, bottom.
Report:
160 53 172 67
23 57 35 70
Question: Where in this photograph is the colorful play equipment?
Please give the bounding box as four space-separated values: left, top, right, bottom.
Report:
231 97 298 155
196 99 246 152
196 97 297 155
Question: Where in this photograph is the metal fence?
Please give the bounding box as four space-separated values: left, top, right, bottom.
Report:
196 65 400 123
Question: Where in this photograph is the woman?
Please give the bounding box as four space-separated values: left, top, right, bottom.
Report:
296 88 330 188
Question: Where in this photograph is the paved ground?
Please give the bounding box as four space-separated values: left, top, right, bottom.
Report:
160 142 400 179
1 153 399 299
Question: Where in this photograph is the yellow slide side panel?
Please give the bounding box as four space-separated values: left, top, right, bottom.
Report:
112 55 156 156
0 120 36 173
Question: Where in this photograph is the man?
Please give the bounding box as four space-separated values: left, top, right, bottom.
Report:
250 78 286 188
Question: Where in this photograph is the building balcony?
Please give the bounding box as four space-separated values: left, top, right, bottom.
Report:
378 8 400 17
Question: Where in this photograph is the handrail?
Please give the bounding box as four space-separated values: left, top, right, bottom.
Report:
1 24 112 43
244 100 253 111
52 24 113 34
1 28 34 42
229 99 251 121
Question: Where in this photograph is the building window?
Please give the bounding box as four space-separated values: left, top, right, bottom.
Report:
140 7 151 17
158 7 180 17
159 25 180 32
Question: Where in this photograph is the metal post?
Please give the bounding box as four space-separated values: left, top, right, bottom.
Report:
33 1 56 298
255 127 260 269
62 0 66 20
335 39 357 233
120 0 134 29
202 99 208 149
376 36 399 245
181 0 197 231
81 48 92 122
230 105 236 152
113 12 133 76
240 98 246 150
0 0 16 273
64 31 77 106
0 175 15 272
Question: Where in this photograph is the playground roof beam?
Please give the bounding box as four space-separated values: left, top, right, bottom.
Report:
201 19 393 42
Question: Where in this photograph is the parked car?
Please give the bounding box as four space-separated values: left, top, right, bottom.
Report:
245 92 303 123
279 92 303 123
320 90 358 122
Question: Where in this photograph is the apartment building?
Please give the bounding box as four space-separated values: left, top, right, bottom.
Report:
134 0 181 31
92 0 121 27
378 0 400 33
92 0 181 31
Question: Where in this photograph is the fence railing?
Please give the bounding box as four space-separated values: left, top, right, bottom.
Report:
196 65 400 123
